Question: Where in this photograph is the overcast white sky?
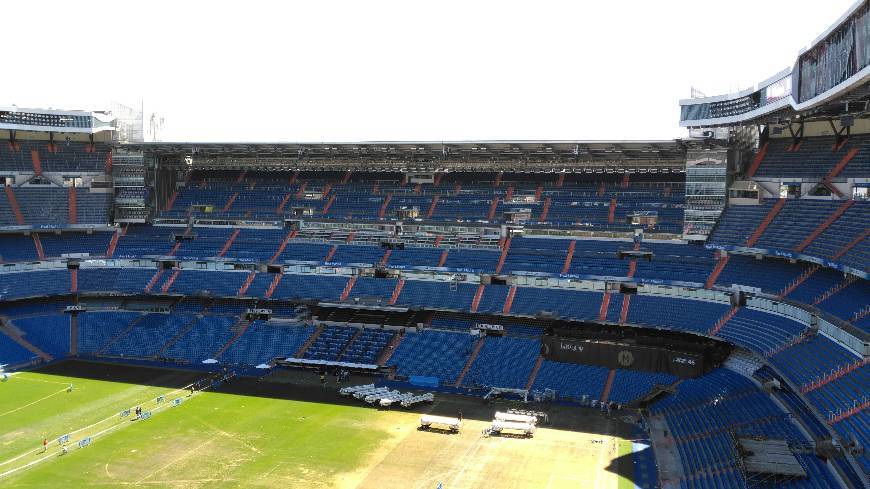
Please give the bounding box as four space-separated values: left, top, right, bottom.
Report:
3 0 858 142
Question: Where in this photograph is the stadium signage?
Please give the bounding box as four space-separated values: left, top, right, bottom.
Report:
474 323 505 331
703 244 867 280
541 337 706 378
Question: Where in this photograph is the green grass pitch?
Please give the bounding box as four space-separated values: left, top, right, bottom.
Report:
0 369 393 488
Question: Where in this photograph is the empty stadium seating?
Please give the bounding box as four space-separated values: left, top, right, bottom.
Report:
387 329 477 385
158 170 686 233
711 199 869 274
753 135 870 179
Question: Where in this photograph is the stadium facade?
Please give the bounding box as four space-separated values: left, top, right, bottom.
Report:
0 2 868 488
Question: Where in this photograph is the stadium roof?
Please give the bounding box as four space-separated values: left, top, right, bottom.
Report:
128 139 690 171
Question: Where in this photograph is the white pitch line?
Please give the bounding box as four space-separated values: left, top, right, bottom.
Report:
6 375 72 386
135 438 216 484
0 387 69 417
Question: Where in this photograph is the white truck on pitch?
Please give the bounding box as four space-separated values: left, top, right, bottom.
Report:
494 411 538 425
489 420 536 437
420 415 462 432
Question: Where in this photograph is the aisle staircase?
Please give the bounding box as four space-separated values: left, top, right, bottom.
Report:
454 337 485 386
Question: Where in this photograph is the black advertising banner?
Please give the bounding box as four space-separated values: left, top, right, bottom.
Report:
540 337 705 378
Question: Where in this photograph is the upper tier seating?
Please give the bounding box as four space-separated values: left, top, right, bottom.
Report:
710 199 869 273
161 171 685 233
0 185 111 228
0 141 109 173
753 135 870 179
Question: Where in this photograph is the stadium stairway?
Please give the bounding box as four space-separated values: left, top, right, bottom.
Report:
294 325 325 358
31 234 45 260
379 248 392 266
0 319 53 362
105 231 121 258
707 306 739 337
238 271 257 296
222 192 239 212
821 148 860 197
70 268 77 293
619 294 631 324
830 399 869 423
163 190 178 212
217 228 240 257
705 254 729 289
156 315 201 357
68 186 77 224
486 196 499 221
388 279 405 305
745 198 786 247
323 245 338 262
598 292 611 321
538 197 551 222
263 274 283 299
144 269 166 293
745 141 768 177
336 328 364 361
600 369 616 403
608 198 616 224
437 249 449 267
453 336 485 386
495 237 511 274
213 318 253 359
502 286 517 314
801 357 868 394
160 270 181 293
777 266 820 298
269 229 297 263
378 193 392 219
561 240 576 274
524 355 545 390
97 315 145 355
470 284 486 313
376 330 404 365
321 194 336 214
830 228 868 261
812 275 858 305
294 182 307 199
3 186 25 225
339 276 358 302
30 148 42 175
275 192 292 214
794 200 854 252
426 194 439 218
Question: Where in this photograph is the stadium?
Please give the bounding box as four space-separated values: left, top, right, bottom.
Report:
0 3 869 489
